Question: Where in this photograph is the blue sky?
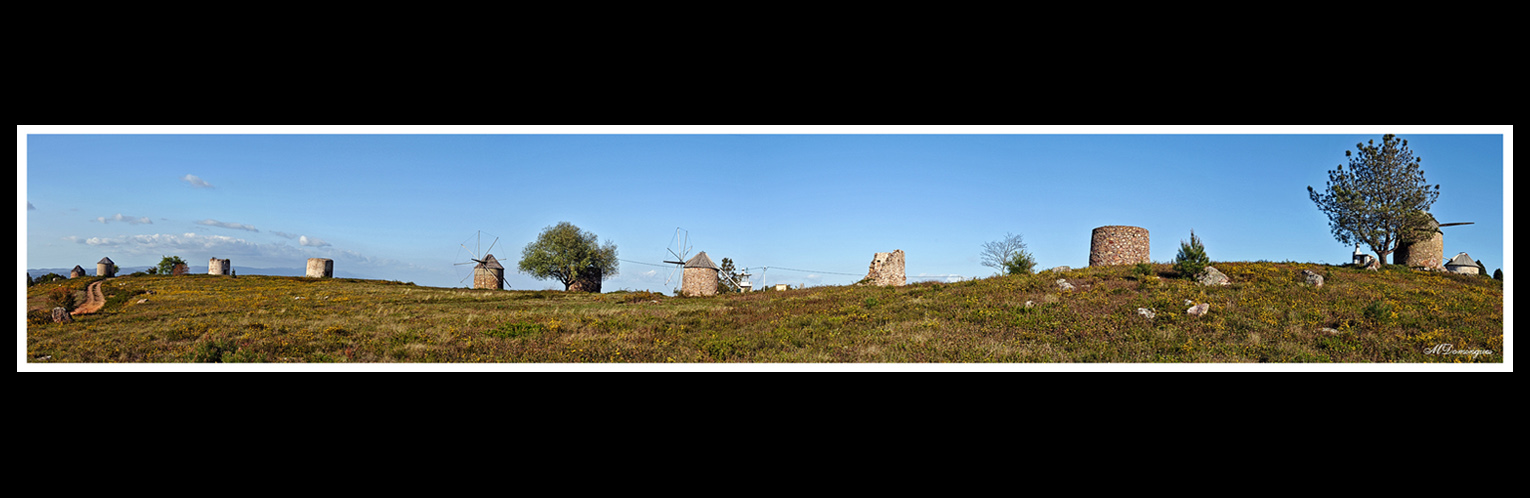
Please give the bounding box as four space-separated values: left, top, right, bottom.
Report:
20 125 1511 292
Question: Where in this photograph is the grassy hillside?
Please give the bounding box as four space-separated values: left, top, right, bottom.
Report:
23 262 1504 364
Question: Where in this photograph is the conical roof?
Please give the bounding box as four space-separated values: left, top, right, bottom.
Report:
98 257 115 265
1445 252 1474 267
685 251 717 270
475 254 504 270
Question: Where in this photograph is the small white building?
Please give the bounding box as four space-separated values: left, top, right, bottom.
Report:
1444 252 1479 275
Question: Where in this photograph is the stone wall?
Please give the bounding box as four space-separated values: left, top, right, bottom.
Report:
306 258 334 278
1090 226 1150 266
682 267 718 296
568 267 602 293
863 250 906 286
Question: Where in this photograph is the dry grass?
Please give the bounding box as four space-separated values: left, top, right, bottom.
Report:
23 263 1505 365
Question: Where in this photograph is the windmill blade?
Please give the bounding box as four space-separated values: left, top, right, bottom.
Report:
484 237 499 257
1438 222 1475 227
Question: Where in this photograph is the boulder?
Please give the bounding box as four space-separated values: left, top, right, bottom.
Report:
1137 308 1156 319
1047 266 1071 273
1196 266 1230 286
51 307 73 323
1301 269 1324 287
1055 279 1074 291
1187 303 1210 316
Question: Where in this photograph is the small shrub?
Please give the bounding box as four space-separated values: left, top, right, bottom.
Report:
48 287 77 312
487 322 543 339
189 339 258 363
1173 230 1210 279
1004 251 1037 276
1363 300 1395 325
1132 263 1155 277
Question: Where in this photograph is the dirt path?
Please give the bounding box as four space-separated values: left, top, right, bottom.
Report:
71 279 109 316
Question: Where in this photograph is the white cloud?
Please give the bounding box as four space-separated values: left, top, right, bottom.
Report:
270 231 299 239
299 235 331 247
181 174 214 188
197 219 259 232
95 213 153 225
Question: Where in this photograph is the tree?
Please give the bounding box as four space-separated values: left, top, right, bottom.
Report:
157 255 187 276
980 232 1035 276
1173 230 1210 279
1308 134 1440 265
717 257 741 293
517 221 619 291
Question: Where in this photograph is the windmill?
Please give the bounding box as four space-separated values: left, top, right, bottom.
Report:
660 227 693 288
455 230 509 290
1395 211 1474 269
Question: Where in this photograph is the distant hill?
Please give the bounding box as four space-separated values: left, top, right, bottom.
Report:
26 266 377 280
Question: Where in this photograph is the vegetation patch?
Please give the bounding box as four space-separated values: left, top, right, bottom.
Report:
487 321 544 339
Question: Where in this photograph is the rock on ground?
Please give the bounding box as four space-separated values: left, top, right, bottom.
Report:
1196 266 1230 286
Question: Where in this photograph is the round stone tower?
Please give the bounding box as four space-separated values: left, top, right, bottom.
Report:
1090 225 1150 267
306 258 334 278
1394 214 1445 269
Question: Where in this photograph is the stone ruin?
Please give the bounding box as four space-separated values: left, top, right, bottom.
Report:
209 257 232 276
568 267 602 293
863 250 905 287
306 258 334 278
1090 226 1150 267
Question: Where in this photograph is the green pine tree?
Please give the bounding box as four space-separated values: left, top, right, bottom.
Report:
1174 230 1210 279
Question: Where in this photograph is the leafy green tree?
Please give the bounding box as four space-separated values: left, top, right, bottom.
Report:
517 221 619 291
1308 134 1440 265
157 255 187 276
717 257 741 293
1173 230 1210 279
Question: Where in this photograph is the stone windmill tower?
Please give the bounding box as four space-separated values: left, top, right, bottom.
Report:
306 258 334 278
1394 211 1474 270
472 254 507 290
677 252 719 297
1090 225 1150 266
209 257 232 275
454 232 508 290
97 257 117 277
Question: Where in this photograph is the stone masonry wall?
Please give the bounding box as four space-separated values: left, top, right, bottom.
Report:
1395 232 1444 269
568 267 602 293
682 267 718 296
864 250 906 286
1090 226 1150 266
